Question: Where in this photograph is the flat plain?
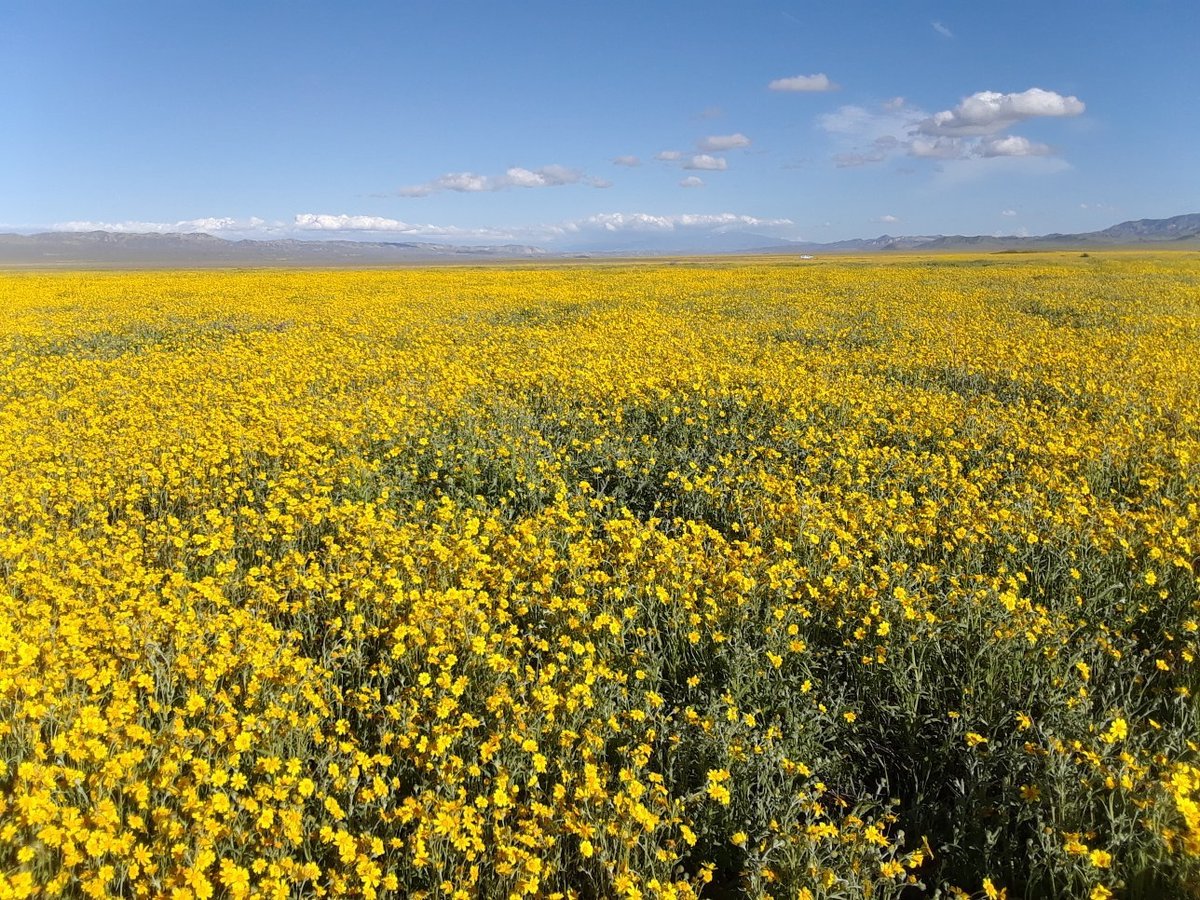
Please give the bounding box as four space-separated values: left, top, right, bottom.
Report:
1 254 1197 899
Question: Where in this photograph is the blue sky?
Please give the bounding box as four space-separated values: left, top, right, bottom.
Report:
2 1 1197 247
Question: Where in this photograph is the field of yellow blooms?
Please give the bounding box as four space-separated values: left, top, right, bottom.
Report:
1 254 1198 899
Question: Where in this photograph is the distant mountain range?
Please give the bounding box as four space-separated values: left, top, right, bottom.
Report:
0 231 547 266
1 213 1197 265
749 213 1200 255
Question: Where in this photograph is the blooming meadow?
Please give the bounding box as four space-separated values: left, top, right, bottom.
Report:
1 256 1197 898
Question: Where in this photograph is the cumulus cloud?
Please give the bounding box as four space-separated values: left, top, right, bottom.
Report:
655 150 683 161
505 167 572 188
288 214 500 237
679 176 705 188
397 164 603 197
294 214 408 231
909 134 1053 160
613 155 641 167
874 214 900 224
769 73 837 92
917 88 1085 136
821 88 1081 171
683 154 728 171
697 133 751 152
977 134 1052 157
932 21 953 38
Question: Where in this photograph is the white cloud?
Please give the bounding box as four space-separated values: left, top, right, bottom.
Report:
613 155 641 167
918 88 1085 136
875 214 899 224
293 214 446 234
291 214 550 240
909 133 1052 160
503 167 560 188
436 172 491 192
769 73 837 92
53 217 268 235
397 164 602 197
683 154 728 171
51 215 519 242
1001 209 1018 217
932 21 953 38
655 150 683 161
566 212 792 233
294 211 800 239
45 211 796 245
822 91 1078 171
679 176 705 188
977 134 1052 157
587 176 614 188
697 133 751 152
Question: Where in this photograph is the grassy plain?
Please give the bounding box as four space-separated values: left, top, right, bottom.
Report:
1 254 1198 899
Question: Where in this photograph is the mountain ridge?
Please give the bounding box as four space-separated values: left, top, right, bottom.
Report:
744 213 1200 255
0 213 1197 265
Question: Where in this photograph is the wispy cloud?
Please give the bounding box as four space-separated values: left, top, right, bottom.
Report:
683 154 728 171
679 176 705 188
397 164 604 197
1001 209 1018 217
769 73 837 92
908 136 966 159
697 133 751 152
654 150 683 161
833 135 902 167
612 155 641 167
932 155 1071 186
821 102 923 167
932 21 953 38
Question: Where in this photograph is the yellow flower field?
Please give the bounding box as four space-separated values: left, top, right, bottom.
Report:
0 255 1197 898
